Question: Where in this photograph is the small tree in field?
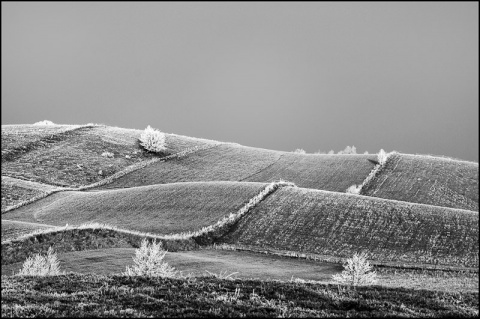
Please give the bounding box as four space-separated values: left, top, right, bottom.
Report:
139 125 167 153
124 238 177 277
16 247 61 276
332 252 377 287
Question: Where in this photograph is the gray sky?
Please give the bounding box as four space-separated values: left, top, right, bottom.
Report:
2 2 478 161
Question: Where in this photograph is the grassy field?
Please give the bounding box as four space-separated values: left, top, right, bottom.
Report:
1 220 56 242
1 124 84 162
3 247 477 293
1 176 60 212
221 187 479 268
96 143 377 193
2 181 267 236
361 153 479 211
1 248 342 281
2 274 478 317
1 123 479 317
243 152 377 192
96 144 282 189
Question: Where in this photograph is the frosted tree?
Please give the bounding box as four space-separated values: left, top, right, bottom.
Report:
124 239 177 277
16 247 62 276
332 252 377 286
139 125 167 153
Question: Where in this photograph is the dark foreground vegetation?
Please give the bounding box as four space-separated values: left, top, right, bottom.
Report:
2 274 478 317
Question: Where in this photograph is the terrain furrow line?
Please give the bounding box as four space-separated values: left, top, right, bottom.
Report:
238 154 285 182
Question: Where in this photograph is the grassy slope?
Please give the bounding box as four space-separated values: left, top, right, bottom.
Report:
1 176 58 211
221 187 479 268
96 144 282 189
97 143 376 193
1 126 158 187
1 124 82 161
1 220 55 242
2 274 478 318
244 153 377 192
1 248 342 281
2 181 267 235
362 153 479 211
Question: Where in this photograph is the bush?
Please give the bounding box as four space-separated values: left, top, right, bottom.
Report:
337 146 357 154
16 247 62 276
332 252 377 286
124 239 177 277
346 184 361 195
139 125 167 153
33 120 55 125
377 149 388 165
294 149 306 154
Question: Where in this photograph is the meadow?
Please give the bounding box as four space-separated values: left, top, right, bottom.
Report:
1 123 478 317
361 153 479 211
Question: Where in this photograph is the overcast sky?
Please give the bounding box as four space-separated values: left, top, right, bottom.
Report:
2 2 478 161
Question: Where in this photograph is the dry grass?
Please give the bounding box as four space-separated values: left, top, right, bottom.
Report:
2 182 268 236
1 177 56 212
243 152 377 192
362 153 479 211
221 187 479 269
95 144 283 189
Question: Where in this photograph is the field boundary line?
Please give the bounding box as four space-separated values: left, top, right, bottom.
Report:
1 124 99 162
161 180 297 244
1 143 224 215
350 150 396 196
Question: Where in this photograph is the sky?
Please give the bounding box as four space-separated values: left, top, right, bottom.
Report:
2 2 478 162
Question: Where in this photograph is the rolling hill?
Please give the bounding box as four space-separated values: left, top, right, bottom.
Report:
361 153 479 211
1 123 479 317
2 181 267 236
219 187 478 268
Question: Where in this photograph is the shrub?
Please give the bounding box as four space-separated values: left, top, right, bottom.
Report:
124 238 177 277
139 125 167 153
327 150 334 155
332 252 377 286
337 146 357 154
294 149 306 154
346 184 361 195
33 120 55 125
377 149 388 165
16 247 62 276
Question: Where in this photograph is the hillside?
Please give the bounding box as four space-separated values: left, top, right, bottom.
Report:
362 153 479 211
2 181 267 236
1 176 58 211
1 219 55 242
1 123 479 317
220 187 479 268
96 143 377 193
